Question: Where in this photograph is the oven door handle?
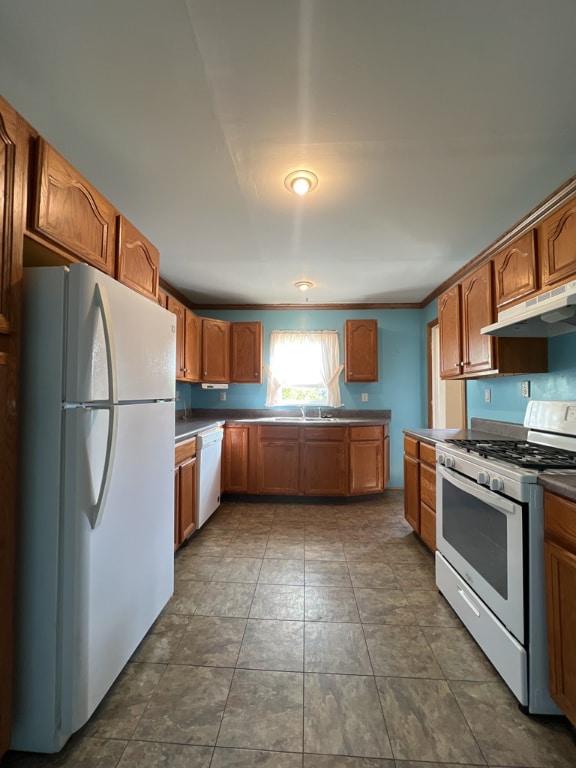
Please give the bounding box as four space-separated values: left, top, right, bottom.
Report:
437 465 519 516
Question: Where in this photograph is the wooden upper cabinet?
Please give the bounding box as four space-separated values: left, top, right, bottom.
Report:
438 284 462 379
231 321 262 383
344 319 378 382
157 289 168 308
167 296 186 379
202 318 230 383
540 196 576 288
493 229 538 309
31 138 116 274
0 99 20 335
116 215 159 301
461 262 496 376
185 310 201 383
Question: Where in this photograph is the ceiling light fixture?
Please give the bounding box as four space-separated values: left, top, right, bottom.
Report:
295 280 314 292
284 170 318 196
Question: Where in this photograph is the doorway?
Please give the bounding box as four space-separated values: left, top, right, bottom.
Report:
427 320 466 429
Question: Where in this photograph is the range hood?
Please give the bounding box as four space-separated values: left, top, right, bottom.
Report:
481 279 576 337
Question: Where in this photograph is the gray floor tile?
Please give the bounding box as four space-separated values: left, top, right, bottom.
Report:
363 624 443 678
304 673 392 758
238 619 304 671
117 741 213 768
403 589 461 627
212 557 263 583
378 541 432 565
423 626 499 681
265 541 305 559
130 614 189 663
133 665 233 745
195 582 256 618
171 616 246 666
163 580 207 615
303 757 394 767
394 763 485 768
304 543 346 561
450 679 576 767
354 588 417 625
305 560 352 587
305 586 360 623
212 748 303 767
226 541 269 557
389 561 437 589
258 558 305 585
347 563 398 590
342 543 389 562
83 662 164 739
375 677 484 763
305 622 372 675
250 584 305 620
1 736 128 767
174 554 222 581
217 669 303 752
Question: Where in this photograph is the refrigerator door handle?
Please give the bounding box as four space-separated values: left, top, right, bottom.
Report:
89 404 118 528
95 281 118 404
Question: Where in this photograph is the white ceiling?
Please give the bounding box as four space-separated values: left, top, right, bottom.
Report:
2 0 576 306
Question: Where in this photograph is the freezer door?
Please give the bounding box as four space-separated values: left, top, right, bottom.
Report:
65 263 175 402
60 400 174 739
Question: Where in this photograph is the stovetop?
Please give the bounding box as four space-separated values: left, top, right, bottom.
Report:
444 439 576 471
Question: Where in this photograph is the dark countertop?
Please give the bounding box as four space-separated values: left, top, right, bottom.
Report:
403 418 529 446
538 474 576 503
175 418 225 442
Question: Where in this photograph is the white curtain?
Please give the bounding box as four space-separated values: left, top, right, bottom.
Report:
265 330 343 407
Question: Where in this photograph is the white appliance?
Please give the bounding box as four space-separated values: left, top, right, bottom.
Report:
196 426 224 528
436 401 576 715
12 264 176 753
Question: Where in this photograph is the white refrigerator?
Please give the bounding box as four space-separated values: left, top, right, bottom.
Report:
12 264 176 753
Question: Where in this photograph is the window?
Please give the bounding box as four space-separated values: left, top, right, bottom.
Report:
265 330 343 407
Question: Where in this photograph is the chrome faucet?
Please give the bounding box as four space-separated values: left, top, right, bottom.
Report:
300 405 307 420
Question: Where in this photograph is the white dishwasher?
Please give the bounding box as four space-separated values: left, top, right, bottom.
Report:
196 426 224 529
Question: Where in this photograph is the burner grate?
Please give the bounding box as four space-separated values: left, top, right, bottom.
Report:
445 439 576 470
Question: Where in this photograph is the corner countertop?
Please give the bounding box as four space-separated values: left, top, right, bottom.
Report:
175 418 225 442
538 474 576 503
403 418 529 447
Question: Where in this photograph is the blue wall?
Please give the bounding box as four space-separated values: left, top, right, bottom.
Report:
180 308 425 487
466 332 576 424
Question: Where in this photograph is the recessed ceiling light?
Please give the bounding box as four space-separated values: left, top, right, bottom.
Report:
295 280 314 292
284 170 318 196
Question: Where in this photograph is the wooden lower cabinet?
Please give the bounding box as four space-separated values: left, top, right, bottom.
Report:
222 425 250 493
403 434 437 552
174 438 197 549
302 427 348 495
257 427 300 494
544 490 576 726
349 426 385 495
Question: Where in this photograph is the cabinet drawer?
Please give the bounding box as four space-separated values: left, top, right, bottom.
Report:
350 425 382 441
419 442 436 466
259 425 299 442
420 462 436 510
175 437 196 464
420 502 436 551
305 426 346 442
404 435 419 457
545 491 576 552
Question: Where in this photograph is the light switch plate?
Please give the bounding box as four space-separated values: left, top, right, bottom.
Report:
484 388 491 403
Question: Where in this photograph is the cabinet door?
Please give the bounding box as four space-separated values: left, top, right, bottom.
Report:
222 425 250 493
184 310 201 382
420 502 436 552
383 435 390 488
540 196 576 288
302 441 348 495
116 215 159 301
167 297 186 379
344 319 378 382
257 427 300 494
202 318 230 383
0 100 19 334
545 539 576 726
231 322 262 383
438 285 462 379
419 462 436 510
493 230 538 309
403 454 420 532
461 262 496 376
349 440 383 495
173 466 180 551
31 138 116 274
178 456 197 544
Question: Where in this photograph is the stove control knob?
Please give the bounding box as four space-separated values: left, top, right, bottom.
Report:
437 453 445 465
445 456 455 469
490 477 504 492
477 471 490 485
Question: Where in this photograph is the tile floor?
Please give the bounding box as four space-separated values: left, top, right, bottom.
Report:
3 490 576 767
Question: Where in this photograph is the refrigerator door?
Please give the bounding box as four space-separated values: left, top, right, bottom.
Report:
61 400 174 741
65 263 175 403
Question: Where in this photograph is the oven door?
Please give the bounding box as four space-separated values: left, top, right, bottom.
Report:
436 464 525 643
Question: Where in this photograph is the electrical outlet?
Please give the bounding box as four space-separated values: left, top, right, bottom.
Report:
484 388 491 403
361 393 368 402
521 380 530 398
220 391 226 401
